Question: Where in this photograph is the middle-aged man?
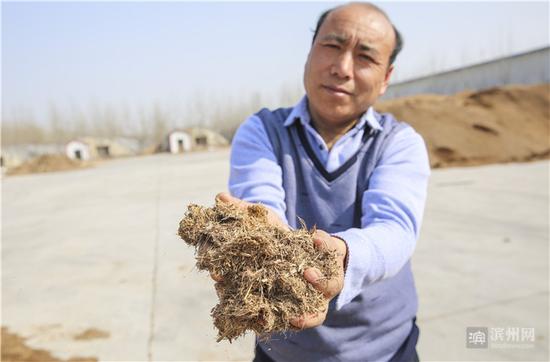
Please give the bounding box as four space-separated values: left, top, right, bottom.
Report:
215 2 430 361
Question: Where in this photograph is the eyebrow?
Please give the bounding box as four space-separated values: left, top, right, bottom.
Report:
359 44 380 59
321 33 348 44
321 33 380 57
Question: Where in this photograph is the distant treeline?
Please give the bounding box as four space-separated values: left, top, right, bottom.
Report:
2 86 303 147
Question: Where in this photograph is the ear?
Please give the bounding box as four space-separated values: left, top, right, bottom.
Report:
378 64 394 96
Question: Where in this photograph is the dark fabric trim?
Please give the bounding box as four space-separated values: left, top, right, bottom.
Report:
295 120 373 183
389 318 420 362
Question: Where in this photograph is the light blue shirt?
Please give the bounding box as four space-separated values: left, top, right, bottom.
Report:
282 95 382 173
229 96 430 304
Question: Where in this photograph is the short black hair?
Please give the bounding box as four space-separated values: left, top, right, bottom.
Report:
311 5 404 66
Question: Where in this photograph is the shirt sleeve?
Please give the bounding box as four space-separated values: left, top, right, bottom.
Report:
333 126 431 310
228 115 288 224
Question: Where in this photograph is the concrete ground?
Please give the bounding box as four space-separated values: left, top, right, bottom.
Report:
2 150 548 361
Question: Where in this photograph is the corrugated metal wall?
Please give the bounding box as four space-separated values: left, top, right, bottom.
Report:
382 46 550 99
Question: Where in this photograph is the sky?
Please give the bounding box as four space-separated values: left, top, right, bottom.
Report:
2 1 549 126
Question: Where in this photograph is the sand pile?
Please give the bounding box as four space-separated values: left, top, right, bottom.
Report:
376 83 550 168
178 200 338 342
7 155 92 175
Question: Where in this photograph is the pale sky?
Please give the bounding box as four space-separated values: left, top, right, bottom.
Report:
2 1 549 126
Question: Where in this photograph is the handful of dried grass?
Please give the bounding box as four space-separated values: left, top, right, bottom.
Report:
178 200 338 342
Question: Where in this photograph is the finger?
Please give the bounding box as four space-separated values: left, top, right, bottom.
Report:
313 231 347 262
216 192 251 209
312 230 333 251
216 192 246 205
313 236 330 252
304 267 343 298
216 193 289 231
215 192 233 203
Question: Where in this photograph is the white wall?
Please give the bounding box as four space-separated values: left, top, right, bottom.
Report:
66 141 91 160
168 132 191 154
382 47 550 100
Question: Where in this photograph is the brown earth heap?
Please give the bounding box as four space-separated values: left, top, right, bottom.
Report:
178 200 338 342
376 83 550 168
7 155 92 176
1 327 97 362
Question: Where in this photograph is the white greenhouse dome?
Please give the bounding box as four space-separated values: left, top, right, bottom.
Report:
65 140 91 161
168 131 191 154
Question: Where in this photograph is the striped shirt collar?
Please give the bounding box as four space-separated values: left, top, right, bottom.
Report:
283 96 382 131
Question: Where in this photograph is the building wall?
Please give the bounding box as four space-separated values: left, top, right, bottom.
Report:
382 47 550 100
185 128 229 148
79 137 137 158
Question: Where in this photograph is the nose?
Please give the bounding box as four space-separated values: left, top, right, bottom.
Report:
330 51 353 79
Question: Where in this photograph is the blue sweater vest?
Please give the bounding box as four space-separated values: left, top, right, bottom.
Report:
255 107 418 362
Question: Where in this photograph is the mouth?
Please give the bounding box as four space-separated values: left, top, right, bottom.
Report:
322 85 353 96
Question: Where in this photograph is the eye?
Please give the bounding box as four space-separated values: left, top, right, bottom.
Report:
359 54 373 62
323 43 340 49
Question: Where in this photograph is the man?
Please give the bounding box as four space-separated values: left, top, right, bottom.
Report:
216 2 430 361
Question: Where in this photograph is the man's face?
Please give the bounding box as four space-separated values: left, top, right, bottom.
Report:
304 5 395 126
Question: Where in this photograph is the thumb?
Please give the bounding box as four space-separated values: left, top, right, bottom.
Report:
304 268 327 290
215 192 235 203
216 192 252 211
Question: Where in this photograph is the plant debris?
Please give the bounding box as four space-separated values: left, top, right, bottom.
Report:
178 200 339 342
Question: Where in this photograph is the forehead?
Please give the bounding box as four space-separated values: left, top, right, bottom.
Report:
319 6 395 53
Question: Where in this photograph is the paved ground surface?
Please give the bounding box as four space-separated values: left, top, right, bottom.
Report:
2 150 548 361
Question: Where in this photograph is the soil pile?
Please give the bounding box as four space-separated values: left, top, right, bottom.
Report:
1 327 97 362
72 328 110 341
376 83 550 168
178 200 338 342
7 155 92 175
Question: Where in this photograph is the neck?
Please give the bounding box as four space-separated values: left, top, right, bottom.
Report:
310 117 358 151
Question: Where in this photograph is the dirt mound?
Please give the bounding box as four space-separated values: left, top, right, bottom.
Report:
178 200 338 342
7 155 92 175
1 327 97 362
376 83 550 168
72 328 109 341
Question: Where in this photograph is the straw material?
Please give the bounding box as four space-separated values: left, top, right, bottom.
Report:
178 200 338 342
